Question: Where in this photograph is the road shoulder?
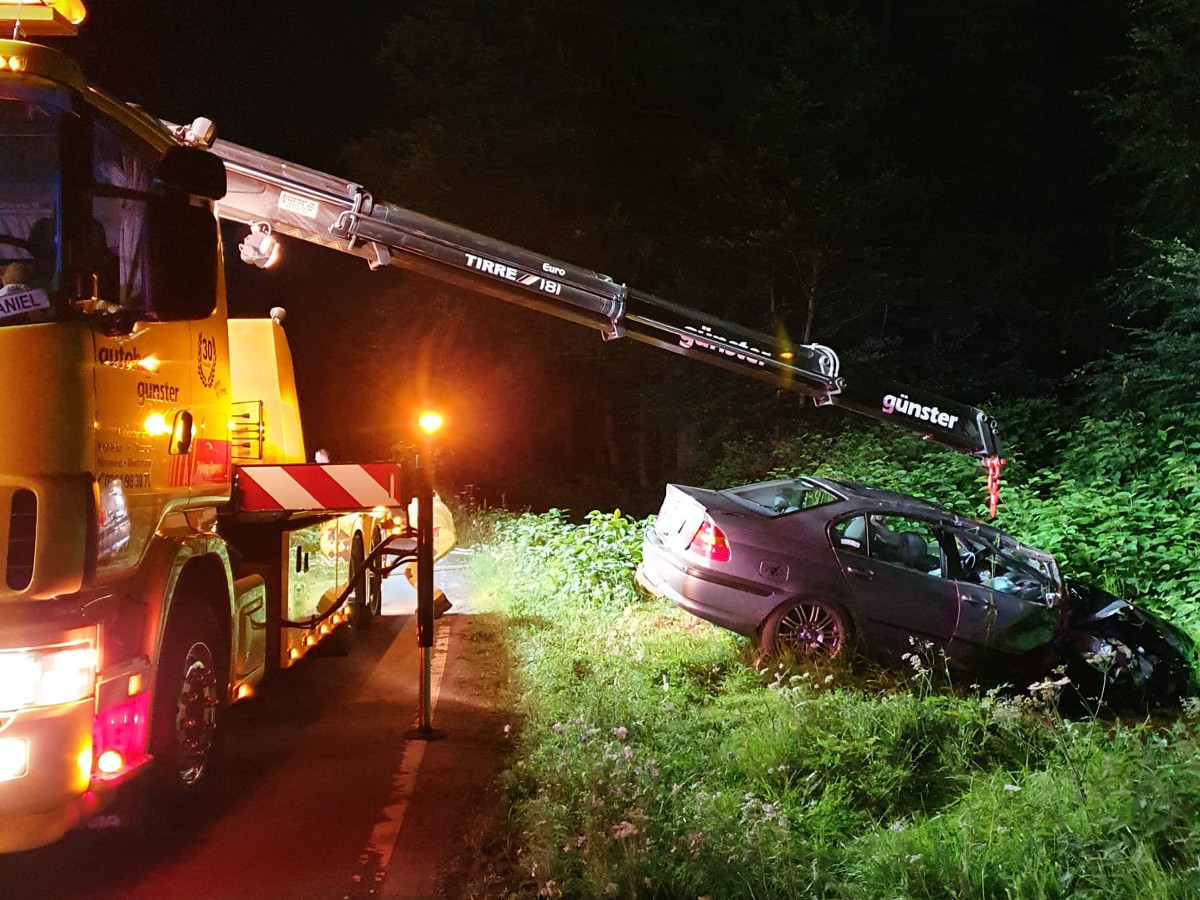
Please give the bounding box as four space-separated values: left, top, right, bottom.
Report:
380 611 515 900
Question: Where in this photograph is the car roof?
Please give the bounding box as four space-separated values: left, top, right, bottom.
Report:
807 476 954 516
710 475 1053 564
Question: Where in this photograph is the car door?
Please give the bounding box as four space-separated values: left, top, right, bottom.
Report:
945 529 1060 666
831 513 959 658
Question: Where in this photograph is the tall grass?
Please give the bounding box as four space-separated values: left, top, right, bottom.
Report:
470 510 1200 900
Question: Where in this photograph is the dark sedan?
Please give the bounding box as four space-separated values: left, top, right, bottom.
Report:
636 476 1195 704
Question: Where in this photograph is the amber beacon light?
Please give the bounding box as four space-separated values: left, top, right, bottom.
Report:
417 410 444 436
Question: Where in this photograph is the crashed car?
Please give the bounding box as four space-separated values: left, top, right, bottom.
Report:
636 476 1196 705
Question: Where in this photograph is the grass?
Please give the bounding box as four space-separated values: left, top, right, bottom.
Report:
459 509 1200 900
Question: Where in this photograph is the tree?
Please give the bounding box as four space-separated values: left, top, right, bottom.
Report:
1085 0 1200 420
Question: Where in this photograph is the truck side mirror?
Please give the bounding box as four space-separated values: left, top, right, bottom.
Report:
143 200 219 322
157 146 227 201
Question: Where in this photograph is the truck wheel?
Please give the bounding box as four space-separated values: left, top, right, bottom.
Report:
367 526 384 619
329 537 367 655
149 604 224 797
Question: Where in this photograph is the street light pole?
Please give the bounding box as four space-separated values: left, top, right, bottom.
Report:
410 409 445 740
415 453 437 734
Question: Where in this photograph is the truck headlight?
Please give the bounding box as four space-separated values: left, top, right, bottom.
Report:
0 641 98 711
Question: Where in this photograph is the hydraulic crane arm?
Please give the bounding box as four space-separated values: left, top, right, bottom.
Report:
168 119 1001 460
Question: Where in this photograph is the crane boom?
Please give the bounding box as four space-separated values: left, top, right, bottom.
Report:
171 120 1001 459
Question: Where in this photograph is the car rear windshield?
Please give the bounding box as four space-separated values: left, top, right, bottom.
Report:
724 478 840 516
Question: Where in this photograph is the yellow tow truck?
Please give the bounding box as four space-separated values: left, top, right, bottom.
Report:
0 3 439 852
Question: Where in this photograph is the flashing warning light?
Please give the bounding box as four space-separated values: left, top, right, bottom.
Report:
96 749 123 775
91 692 148 781
417 410 444 435
687 516 731 563
75 744 92 785
0 1 87 36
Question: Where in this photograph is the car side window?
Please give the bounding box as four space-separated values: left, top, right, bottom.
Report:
833 515 869 555
869 515 945 576
950 529 1053 604
833 514 947 577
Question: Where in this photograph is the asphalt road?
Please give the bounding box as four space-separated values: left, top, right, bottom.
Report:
0 549 507 900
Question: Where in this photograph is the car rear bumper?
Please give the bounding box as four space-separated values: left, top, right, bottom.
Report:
637 541 773 637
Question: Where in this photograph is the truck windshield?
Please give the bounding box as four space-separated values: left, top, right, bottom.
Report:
0 81 67 325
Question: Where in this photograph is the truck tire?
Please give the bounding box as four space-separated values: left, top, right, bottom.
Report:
329 537 367 655
367 526 384 621
148 603 225 799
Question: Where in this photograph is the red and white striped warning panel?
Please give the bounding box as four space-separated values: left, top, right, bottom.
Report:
234 463 404 513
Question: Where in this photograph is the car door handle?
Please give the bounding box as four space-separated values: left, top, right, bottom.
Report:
846 565 875 580
962 594 992 607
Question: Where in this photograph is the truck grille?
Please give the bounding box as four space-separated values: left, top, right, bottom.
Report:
6 489 36 590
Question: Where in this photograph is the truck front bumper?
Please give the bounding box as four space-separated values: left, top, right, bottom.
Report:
0 700 96 853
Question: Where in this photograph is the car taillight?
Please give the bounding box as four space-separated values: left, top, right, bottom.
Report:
687 516 731 563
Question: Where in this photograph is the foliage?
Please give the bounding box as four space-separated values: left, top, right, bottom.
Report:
484 508 646 609
998 416 1200 633
470 511 1200 900
1095 0 1200 246
1082 1 1200 421
1082 237 1200 422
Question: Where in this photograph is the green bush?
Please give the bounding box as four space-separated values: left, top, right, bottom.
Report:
484 508 646 610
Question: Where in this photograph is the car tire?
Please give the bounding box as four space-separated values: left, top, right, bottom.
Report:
761 597 852 659
148 603 225 798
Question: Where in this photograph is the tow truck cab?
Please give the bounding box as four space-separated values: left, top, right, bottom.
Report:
0 35 230 850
